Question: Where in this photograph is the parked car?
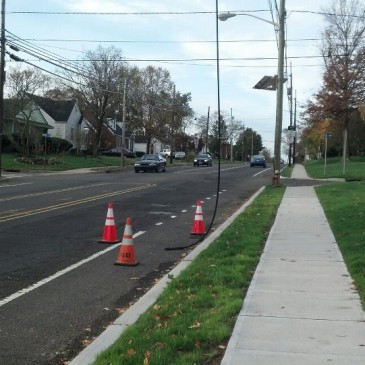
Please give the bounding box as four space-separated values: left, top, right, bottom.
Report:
193 153 213 167
134 154 166 173
159 149 171 158
174 151 186 160
101 147 135 158
250 155 266 168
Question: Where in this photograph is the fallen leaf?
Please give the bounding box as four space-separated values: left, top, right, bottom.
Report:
127 348 136 356
189 321 201 329
143 351 151 365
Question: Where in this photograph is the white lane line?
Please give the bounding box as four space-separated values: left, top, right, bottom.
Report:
252 168 269 177
0 231 146 308
155 222 163 226
181 210 187 213
0 182 33 188
171 216 177 219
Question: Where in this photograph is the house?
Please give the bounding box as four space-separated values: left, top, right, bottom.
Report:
3 98 53 152
27 94 84 148
4 93 166 155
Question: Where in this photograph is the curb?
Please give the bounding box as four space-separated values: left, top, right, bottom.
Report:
69 187 265 365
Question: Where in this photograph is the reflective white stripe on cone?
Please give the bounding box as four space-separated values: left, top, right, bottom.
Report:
99 203 119 244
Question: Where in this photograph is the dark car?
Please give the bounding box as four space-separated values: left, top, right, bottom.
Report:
134 154 166 173
101 147 135 158
193 153 213 167
250 155 266 168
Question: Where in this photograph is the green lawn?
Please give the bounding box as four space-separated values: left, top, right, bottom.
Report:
316 181 365 306
305 156 365 181
1 153 136 172
1 153 244 173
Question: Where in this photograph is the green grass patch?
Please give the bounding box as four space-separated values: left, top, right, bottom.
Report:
305 157 365 181
2 152 246 173
315 182 365 308
93 186 285 365
1 153 136 172
280 165 293 178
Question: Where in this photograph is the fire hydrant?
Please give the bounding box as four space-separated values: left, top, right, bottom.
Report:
272 170 280 186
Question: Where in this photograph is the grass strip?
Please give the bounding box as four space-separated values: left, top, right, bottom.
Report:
305 157 365 180
315 181 365 308
93 186 285 365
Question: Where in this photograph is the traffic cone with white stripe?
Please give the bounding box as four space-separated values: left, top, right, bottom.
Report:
114 217 139 266
99 203 119 244
191 200 206 235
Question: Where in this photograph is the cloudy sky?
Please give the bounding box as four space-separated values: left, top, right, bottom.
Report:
5 0 335 154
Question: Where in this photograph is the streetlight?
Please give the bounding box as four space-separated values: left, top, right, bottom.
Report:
219 1 286 181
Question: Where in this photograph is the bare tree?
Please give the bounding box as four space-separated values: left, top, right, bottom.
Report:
6 66 51 155
317 0 365 159
64 46 127 156
130 65 175 152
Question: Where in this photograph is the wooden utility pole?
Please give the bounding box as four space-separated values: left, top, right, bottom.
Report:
0 0 6 177
120 79 126 167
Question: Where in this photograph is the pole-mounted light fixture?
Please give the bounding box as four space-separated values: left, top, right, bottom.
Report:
218 11 278 28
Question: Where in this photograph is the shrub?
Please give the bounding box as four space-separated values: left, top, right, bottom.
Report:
46 137 73 154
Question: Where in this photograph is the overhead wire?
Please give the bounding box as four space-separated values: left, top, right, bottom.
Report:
165 0 223 251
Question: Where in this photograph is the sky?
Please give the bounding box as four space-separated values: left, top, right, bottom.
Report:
5 0 335 155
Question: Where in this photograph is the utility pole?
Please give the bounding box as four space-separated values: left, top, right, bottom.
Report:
241 125 245 162
170 84 175 164
273 0 286 177
293 90 297 164
230 108 233 162
288 65 293 166
205 106 210 153
120 79 126 167
251 131 254 157
0 0 5 178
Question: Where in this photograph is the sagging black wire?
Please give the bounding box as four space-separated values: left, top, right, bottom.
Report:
164 1 222 251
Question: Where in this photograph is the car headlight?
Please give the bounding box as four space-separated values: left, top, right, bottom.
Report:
150 163 156 166
194 158 197 162
135 163 140 166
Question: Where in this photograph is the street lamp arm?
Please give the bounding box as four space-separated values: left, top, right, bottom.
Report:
218 11 278 27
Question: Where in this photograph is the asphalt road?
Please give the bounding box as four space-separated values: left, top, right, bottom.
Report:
0 162 272 365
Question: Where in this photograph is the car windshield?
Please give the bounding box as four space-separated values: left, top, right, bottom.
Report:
141 154 158 160
197 154 209 158
253 155 264 160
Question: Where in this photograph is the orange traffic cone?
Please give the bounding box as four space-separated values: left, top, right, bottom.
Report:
114 217 139 266
99 203 119 244
191 200 206 235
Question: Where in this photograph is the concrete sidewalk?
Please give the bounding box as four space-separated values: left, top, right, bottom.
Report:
221 165 365 364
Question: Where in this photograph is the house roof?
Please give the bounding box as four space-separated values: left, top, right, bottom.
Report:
4 98 53 129
27 94 76 121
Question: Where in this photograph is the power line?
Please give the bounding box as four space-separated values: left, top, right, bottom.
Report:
10 55 328 62
8 8 362 18
7 9 269 15
13 37 322 44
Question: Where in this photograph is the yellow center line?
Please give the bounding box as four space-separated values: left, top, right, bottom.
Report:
0 184 156 223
